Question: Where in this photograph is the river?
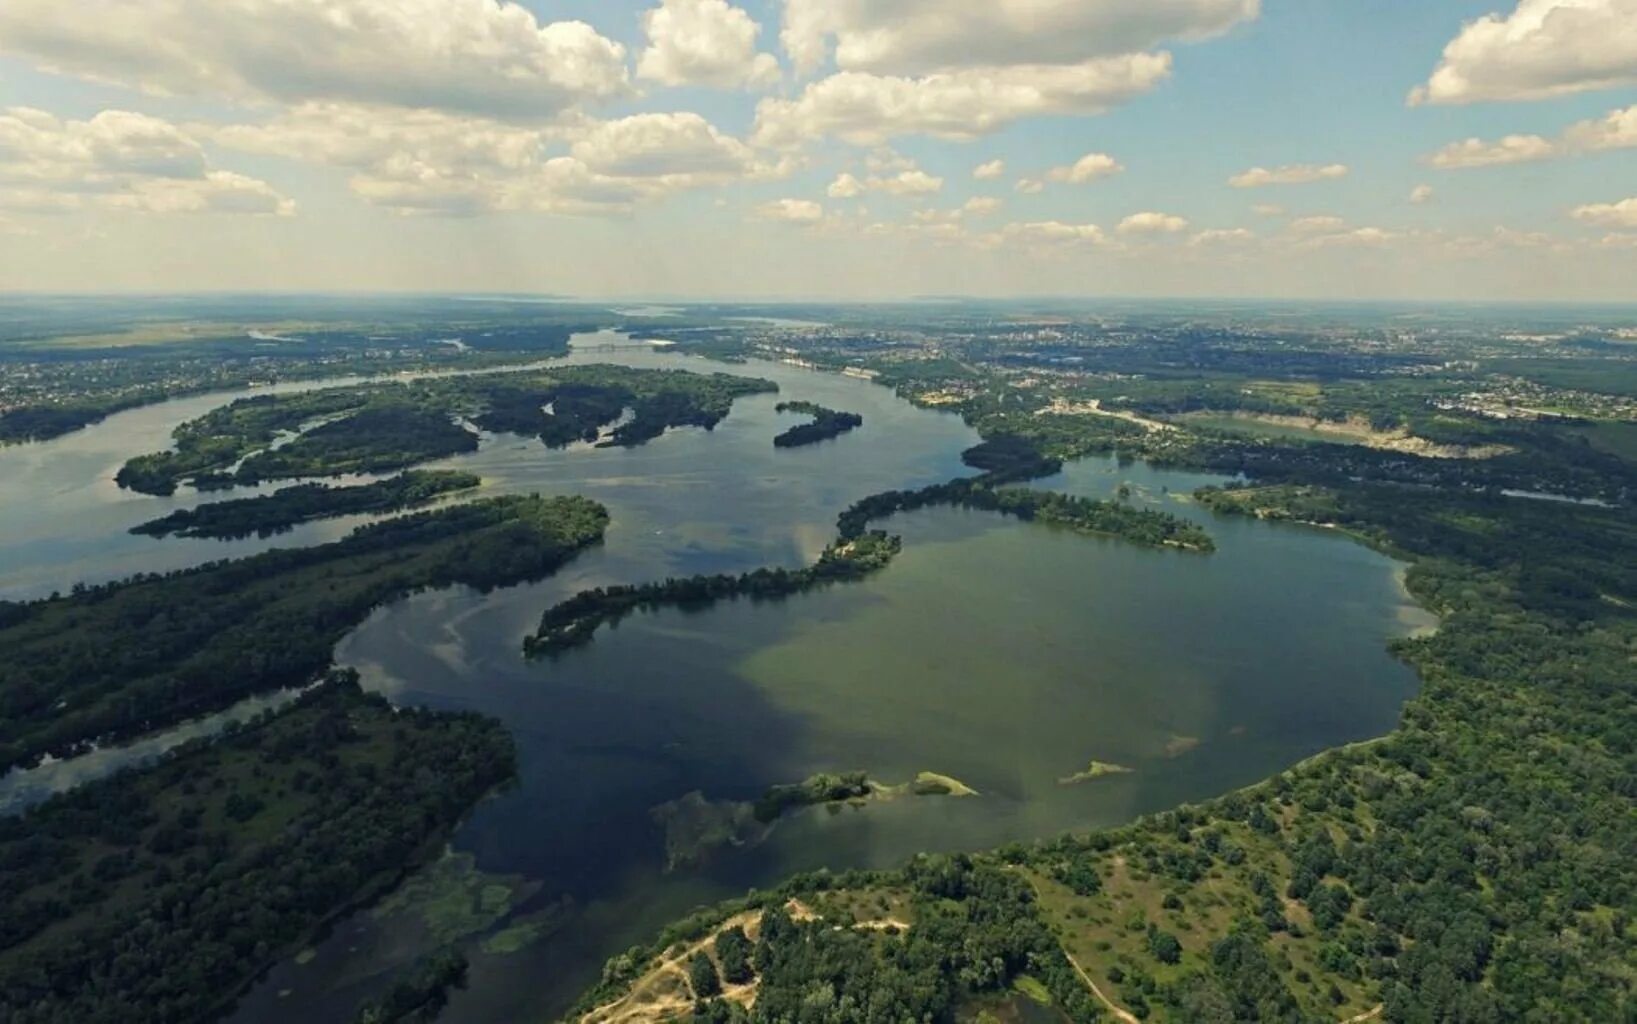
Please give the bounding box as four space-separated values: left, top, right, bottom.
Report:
0 332 1434 1022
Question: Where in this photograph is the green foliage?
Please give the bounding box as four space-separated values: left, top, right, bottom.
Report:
0 678 515 1024
747 857 1100 1024
116 365 776 495
752 772 871 824
714 927 754 985
689 952 722 999
235 405 479 482
579 380 1637 1021
0 495 608 770
1146 926 1182 965
130 470 481 539
773 401 864 448
526 532 902 656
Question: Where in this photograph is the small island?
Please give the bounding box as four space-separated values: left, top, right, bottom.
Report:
774 401 864 448
526 532 901 656
529 437 1212 657
130 470 482 539
652 769 979 870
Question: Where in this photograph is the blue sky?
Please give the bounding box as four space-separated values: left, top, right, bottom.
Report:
0 0 1632 299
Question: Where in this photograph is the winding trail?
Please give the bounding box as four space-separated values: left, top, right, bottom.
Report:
1060 948 1142 1024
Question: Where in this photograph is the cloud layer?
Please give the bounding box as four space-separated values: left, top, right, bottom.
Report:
0 107 291 215
779 0 1259 75
1427 104 1637 168
0 0 630 120
1228 163 1349 188
1411 0 1637 105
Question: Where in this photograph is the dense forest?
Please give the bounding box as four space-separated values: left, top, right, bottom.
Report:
571 856 1101 1024
0 495 608 771
0 677 516 1024
130 470 481 539
116 365 777 495
772 401 864 448
581 404 1637 1021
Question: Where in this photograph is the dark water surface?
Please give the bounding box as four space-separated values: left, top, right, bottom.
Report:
0 334 1432 1022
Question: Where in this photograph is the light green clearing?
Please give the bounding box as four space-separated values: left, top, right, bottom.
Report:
1011 975 1053 1006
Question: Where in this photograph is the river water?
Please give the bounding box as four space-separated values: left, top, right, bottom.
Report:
0 332 1434 1022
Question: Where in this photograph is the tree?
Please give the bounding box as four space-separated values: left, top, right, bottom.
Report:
689 953 722 999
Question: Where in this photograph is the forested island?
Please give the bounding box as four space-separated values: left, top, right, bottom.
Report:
0 676 516 1024
836 472 1214 552
116 365 776 495
772 401 863 448
0 495 608 771
529 438 1210 656
130 470 481 539
526 532 901 656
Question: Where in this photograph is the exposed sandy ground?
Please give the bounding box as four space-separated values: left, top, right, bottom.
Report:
581 900 911 1024
1189 412 1512 460
1039 399 1175 433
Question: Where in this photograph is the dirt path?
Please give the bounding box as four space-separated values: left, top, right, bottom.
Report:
582 900 911 1024
1060 948 1142 1024
580 911 763 1024
1340 1006 1384 1024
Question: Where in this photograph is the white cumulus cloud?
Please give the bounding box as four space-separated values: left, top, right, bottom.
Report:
973 159 1006 180
1188 227 1255 246
1228 163 1348 188
828 173 864 198
0 0 630 120
752 57 1173 146
1411 0 1637 105
1426 103 1637 168
827 167 943 197
1289 215 1348 234
780 0 1259 75
759 1 1256 144
1411 184 1435 204
214 105 775 216
1118 211 1189 234
1428 133 1559 169
997 220 1109 247
1046 153 1125 184
638 0 780 89
0 107 292 215
1571 196 1637 228
756 197 825 222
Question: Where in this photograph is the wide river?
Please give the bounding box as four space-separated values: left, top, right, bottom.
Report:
0 333 1434 1022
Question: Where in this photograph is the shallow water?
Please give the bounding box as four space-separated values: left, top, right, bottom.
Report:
0 334 1433 1023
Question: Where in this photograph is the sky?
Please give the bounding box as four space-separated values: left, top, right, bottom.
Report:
0 0 1633 301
